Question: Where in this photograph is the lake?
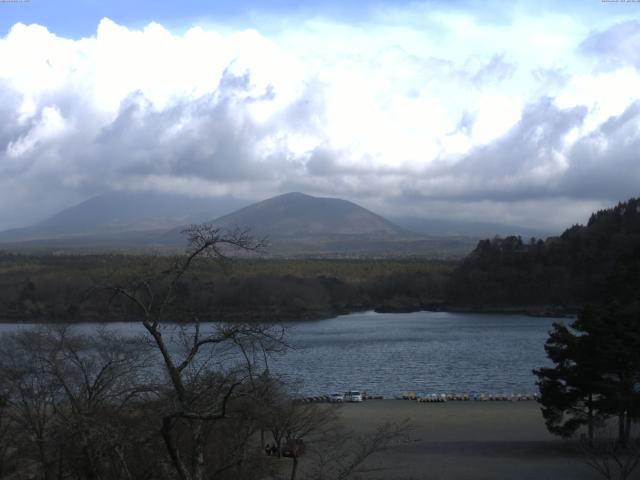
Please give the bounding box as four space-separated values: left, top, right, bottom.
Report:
0 311 561 398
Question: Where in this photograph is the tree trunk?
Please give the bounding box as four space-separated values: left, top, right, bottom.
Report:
81 443 98 480
162 416 192 480
290 455 299 480
114 444 134 480
192 421 206 480
36 438 53 480
587 394 594 447
618 412 626 447
624 412 631 445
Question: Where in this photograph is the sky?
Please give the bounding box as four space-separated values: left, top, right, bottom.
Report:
1 0 640 231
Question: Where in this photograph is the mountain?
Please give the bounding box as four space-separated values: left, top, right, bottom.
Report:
160 192 437 255
0 191 247 245
390 216 554 238
212 192 406 238
0 191 480 256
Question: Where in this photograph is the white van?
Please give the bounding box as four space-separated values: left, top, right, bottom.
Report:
344 390 363 402
329 393 344 403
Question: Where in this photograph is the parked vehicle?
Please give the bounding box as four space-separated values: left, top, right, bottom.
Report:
282 439 306 458
344 390 363 402
329 393 344 403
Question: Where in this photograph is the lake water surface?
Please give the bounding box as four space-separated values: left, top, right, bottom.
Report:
0 311 562 397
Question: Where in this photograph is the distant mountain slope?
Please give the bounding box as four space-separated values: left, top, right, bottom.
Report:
0 191 480 257
212 192 406 238
0 191 247 243
390 216 554 239
159 192 468 256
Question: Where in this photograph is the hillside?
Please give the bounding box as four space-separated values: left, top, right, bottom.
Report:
448 197 640 310
160 192 472 256
390 216 554 239
211 192 406 238
0 191 247 245
0 191 482 257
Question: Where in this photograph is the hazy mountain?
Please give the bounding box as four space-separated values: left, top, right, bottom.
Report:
390 216 555 239
0 191 247 244
0 191 481 257
211 192 407 238
161 192 481 256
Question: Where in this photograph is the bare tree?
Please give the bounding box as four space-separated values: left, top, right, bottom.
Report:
0 327 160 480
0 366 16 478
0 330 59 480
308 420 411 480
43 327 155 480
261 389 338 480
581 424 640 480
103 224 285 480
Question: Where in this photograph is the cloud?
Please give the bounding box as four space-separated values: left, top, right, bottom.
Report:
580 20 640 71
0 9 639 231
405 98 589 202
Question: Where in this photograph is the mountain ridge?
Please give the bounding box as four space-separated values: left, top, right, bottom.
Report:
0 191 247 243
0 190 536 256
209 192 409 238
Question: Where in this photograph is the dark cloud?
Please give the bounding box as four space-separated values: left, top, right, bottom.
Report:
400 98 588 202
0 69 313 227
370 95 638 229
305 147 337 176
562 100 640 200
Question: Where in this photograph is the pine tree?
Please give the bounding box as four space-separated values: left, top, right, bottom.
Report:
535 303 640 445
581 304 640 446
534 319 604 444
536 245 640 445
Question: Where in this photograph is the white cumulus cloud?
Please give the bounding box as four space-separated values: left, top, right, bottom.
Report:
0 7 639 231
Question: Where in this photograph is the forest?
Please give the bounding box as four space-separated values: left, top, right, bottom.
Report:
1 197 640 323
448 197 640 311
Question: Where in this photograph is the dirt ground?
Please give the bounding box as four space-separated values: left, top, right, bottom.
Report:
328 400 601 480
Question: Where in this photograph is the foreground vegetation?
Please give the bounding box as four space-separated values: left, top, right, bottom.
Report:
0 226 406 480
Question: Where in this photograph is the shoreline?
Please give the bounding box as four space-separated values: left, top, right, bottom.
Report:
0 305 578 324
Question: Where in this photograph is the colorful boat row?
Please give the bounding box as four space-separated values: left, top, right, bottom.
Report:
400 392 539 402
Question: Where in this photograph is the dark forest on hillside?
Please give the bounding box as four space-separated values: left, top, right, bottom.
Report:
449 198 640 311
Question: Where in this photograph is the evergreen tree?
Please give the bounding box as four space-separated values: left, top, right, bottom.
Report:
581 304 640 446
534 319 604 444
535 303 640 445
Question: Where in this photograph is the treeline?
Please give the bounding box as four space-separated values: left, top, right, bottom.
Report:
3 197 640 321
0 255 453 323
448 197 640 311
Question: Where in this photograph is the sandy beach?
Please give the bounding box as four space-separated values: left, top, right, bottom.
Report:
333 400 599 480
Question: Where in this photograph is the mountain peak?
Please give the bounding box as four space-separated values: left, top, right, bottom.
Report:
211 192 404 238
277 192 312 199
